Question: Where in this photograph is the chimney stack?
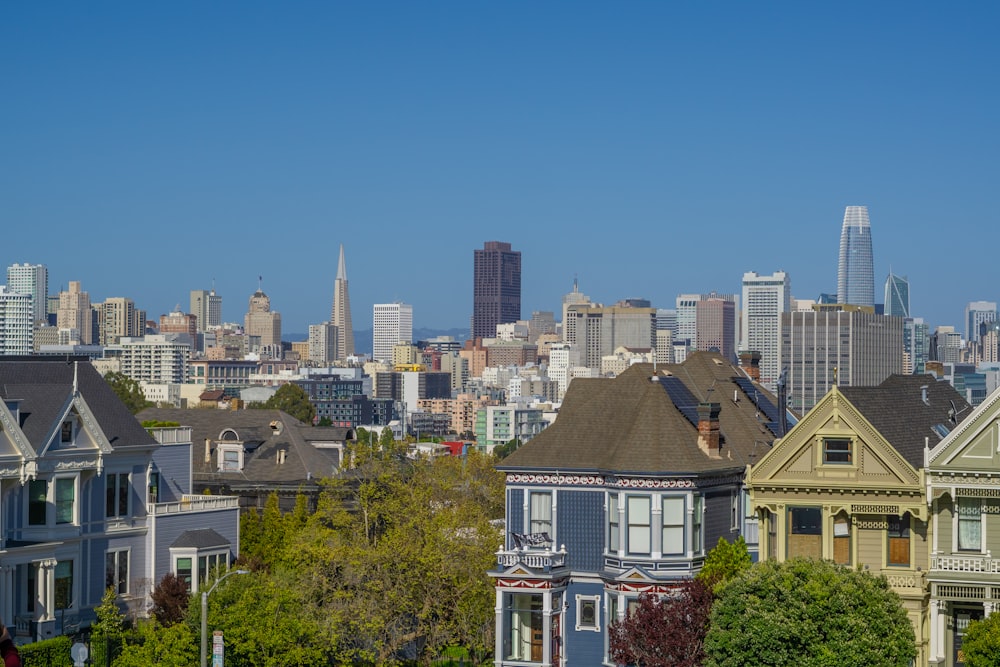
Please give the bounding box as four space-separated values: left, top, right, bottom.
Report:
738 351 762 382
204 438 212 464
697 402 723 458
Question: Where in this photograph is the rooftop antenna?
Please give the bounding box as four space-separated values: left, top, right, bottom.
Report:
72 361 78 395
258 275 263 291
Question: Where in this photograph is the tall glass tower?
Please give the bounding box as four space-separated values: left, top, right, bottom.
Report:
837 206 875 308
884 273 910 318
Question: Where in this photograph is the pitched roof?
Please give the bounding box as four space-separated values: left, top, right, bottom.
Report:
499 352 779 476
170 528 230 549
137 407 354 485
840 375 970 467
0 358 155 450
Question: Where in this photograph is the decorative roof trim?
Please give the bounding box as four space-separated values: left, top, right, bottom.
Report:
505 473 696 489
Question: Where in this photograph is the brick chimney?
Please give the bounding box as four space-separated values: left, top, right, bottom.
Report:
738 351 761 382
697 402 722 458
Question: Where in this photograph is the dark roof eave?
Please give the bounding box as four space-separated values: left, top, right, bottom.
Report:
496 464 735 479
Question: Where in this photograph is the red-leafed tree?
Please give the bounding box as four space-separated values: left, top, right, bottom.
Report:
608 579 714 667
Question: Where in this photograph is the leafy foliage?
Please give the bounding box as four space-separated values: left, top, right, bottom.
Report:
492 438 521 459
257 383 316 424
92 587 127 667
961 612 1000 667
114 619 199 667
104 371 152 414
609 579 714 667
149 573 190 626
696 536 752 592
703 558 917 667
17 636 72 667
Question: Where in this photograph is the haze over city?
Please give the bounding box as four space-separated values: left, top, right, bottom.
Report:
4 3 999 333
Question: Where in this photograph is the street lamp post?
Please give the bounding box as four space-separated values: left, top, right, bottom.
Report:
201 569 249 667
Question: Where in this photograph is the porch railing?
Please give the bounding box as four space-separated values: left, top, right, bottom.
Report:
496 545 567 570
931 553 1000 574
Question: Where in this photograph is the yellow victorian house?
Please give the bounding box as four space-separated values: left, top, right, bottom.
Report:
749 375 971 667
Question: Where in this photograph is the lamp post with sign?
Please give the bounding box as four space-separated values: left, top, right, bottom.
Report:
201 569 249 667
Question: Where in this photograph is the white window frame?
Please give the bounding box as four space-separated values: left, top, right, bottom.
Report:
106 472 131 520
528 491 553 541
626 495 652 556
956 497 984 553
576 594 601 632
25 475 79 528
171 547 231 593
217 443 244 472
662 496 686 556
608 493 620 554
106 548 130 596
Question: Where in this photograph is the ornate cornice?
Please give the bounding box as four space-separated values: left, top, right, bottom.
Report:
506 473 697 489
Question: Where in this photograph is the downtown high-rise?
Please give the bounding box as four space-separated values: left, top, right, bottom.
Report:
6 263 48 324
883 273 910 318
331 245 354 360
471 241 521 340
740 271 791 390
373 302 413 363
837 206 875 308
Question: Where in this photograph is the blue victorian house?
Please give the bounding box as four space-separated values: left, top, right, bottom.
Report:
491 352 786 666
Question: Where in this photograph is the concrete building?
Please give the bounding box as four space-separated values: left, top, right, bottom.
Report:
781 309 904 413
6 262 47 324
104 335 191 385
0 286 33 354
307 322 339 366
966 301 997 344
741 271 791 390
837 205 875 308
330 244 355 360
696 296 736 362
566 305 656 370
57 281 93 345
561 278 592 343
159 307 198 350
884 273 910 318
97 297 145 346
190 289 222 333
373 302 413 363
244 286 281 352
472 241 521 340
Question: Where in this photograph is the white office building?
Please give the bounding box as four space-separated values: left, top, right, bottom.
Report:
0 287 33 355
6 263 47 324
104 334 191 384
740 271 791 391
373 302 413 363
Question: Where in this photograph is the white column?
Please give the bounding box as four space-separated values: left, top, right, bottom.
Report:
0 566 12 625
984 601 995 617
929 599 941 662
494 588 504 667
542 591 552 667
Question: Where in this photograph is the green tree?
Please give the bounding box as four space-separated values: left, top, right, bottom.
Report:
696 536 752 592
493 438 521 459
961 612 1000 667
104 371 152 414
92 587 127 667
113 619 198 667
378 427 399 458
259 383 316 424
240 507 263 557
704 558 917 667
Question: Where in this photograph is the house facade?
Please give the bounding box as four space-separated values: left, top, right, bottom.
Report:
0 357 239 642
926 384 1000 666
749 375 970 667
491 353 787 666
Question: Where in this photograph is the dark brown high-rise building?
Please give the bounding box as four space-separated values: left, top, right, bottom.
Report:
472 241 521 340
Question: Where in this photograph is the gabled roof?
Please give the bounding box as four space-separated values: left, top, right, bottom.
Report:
137 407 354 485
0 358 155 451
928 381 1000 471
840 375 968 468
499 352 779 476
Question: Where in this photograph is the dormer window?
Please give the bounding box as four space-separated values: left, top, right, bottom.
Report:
61 419 75 445
217 443 244 472
822 438 852 465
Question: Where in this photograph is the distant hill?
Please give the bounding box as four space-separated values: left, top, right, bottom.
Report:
284 328 469 356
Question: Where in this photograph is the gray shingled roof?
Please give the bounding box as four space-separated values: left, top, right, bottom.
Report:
0 358 156 450
499 352 779 476
137 407 354 485
170 528 230 549
840 375 970 468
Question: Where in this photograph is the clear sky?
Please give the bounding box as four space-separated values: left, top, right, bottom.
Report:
3 2 998 335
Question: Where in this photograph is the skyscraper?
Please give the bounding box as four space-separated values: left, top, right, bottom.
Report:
244 284 281 352
472 241 521 340
965 300 997 343
57 281 93 344
190 288 222 333
883 273 910 318
837 206 875 308
0 286 33 354
373 302 413 363
331 245 354 360
6 263 47 324
98 297 145 345
695 297 735 362
740 271 791 390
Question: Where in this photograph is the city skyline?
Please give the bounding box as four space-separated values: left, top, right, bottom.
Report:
4 4 1000 333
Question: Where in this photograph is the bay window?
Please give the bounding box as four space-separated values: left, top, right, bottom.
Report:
529 492 552 538
505 593 543 662
627 496 651 555
662 496 685 555
608 494 620 553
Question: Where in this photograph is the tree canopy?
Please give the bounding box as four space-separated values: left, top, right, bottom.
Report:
104 371 152 414
609 579 713 667
696 536 752 592
703 558 917 667
258 383 316 424
961 612 1000 667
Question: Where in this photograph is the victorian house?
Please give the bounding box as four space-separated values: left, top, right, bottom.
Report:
0 357 239 642
490 352 787 666
749 375 969 667
926 383 1000 666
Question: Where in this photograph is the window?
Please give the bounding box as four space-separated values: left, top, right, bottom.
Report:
608 494 620 553
887 514 910 566
627 496 651 555
505 593 543 662
662 496 685 555
60 420 74 444
198 552 229 587
107 473 130 518
54 560 73 610
731 490 739 530
106 550 129 595
176 558 193 591
529 492 552 538
148 472 160 504
693 495 703 553
28 480 47 526
55 478 75 524
958 498 982 552
833 514 851 565
576 595 601 632
823 438 852 464
787 506 822 559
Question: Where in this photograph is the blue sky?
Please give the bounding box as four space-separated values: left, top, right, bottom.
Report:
3 2 998 335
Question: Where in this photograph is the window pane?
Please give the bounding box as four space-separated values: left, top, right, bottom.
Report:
106 474 117 518
56 478 74 524
55 561 73 609
627 496 651 554
608 494 619 552
29 479 47 525
529 492 552 536
177 558 193 590
106 552 116 590
118 552 128 594
958 499 982 551
662 497 685 524
118 473 129 517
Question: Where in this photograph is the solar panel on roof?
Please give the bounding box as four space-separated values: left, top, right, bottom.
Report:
658 375 702 427
732 376 786 437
